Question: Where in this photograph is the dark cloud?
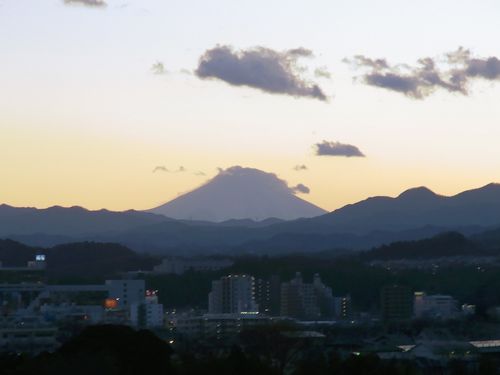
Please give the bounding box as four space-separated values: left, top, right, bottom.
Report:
347 48 500 99
293 164 308 171
195 45 327 101
315 141 365 157
64 0 107 7
466 57 500 80
292 183 310 194
151 62 167 75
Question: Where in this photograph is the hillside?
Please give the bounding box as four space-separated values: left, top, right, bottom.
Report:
0 240 157 279
362 232 481 260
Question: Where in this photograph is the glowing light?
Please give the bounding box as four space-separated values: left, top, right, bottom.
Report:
104 298 119 309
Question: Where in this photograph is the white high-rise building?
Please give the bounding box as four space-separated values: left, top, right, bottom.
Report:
105 280 145 308
280 272 335 320
130 301 164 328
208 275 258 314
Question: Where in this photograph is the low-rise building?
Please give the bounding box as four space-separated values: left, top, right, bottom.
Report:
174 313 273 340
0 279 163 330
414 292 459 320
40 303 104 324
0 321 58 354
153 258 233 275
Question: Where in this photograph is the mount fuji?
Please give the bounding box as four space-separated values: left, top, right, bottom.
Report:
149 166 327 222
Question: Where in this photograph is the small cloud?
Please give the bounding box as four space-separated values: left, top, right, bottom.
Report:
64 0 107 7
151 62 167 75
153 166 169 173
293 164 308 171
315 141 365 157
314 67 332 79
287 47 314 57
153 165 188 173
194 171 206 176
195 45 327 101
346 47 500 99
292 183 310 194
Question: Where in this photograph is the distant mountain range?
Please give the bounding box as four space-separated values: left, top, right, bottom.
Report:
2 183 500 255
150 166 327 221
0 204 169 237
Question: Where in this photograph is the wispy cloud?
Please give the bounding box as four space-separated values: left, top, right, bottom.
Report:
314 67 332 79
315 141 365 157
293 164 308 171
346 47 500 99
194 171 206 176
153 166 169 173
64 0 107 7
195 45 327 101
151 62 167 75
153 165 187 173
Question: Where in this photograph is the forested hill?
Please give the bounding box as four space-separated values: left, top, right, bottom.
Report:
362 232 486 261
0 240 158 279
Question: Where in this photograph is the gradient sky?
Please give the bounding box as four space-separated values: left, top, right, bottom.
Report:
1 0 500 212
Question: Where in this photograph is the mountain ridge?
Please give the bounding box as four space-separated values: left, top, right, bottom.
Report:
2 183 500 254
